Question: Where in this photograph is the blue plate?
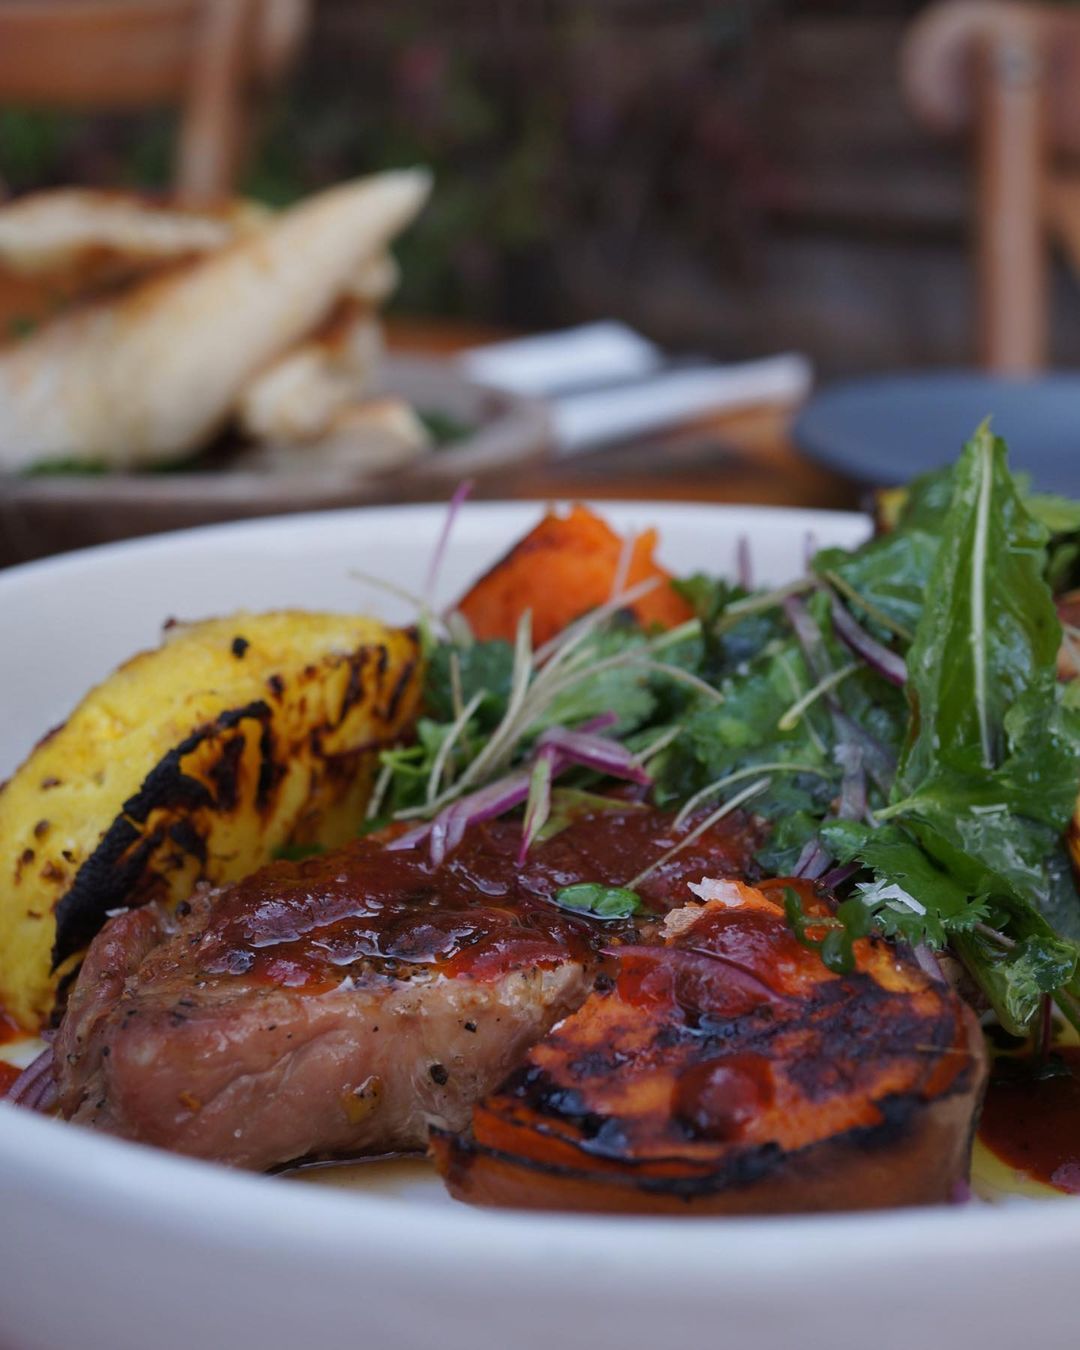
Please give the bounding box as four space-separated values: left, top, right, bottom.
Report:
793 371 1080 494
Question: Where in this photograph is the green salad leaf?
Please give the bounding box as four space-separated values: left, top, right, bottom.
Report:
952 900 1080 1036
825 426 1080 1029
896 424 1059 789
819 819 981 945
813 531 937 639
369 424 1080 1042
423 639 514 728
877 459 1080 596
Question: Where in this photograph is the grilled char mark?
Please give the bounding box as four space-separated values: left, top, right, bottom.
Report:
435 1091 931 1202
167 820 208 867
337 648 369 726
255 720 283 813
383 656 417 725
128 701 273 823
48 631 425 973
51 702 273 967
209 735 246 812
496 973 966 1159
51 818 163 969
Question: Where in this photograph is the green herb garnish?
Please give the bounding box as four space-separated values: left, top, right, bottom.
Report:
783 886 873 976
418 409 473 446
553 883 647 920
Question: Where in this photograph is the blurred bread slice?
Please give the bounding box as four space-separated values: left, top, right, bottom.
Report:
0 189 269 292
237 396 430 475
236 300 384 444
0 170 431 471
345 252 399 306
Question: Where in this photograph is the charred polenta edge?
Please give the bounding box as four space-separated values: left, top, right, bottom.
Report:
49 632 421 971
50 700 273 967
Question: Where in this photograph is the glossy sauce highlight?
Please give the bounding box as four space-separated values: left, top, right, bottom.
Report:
978 1048 1080 1194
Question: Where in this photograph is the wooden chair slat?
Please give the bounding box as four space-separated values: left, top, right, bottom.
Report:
0 0 310 202
903 2 1080 371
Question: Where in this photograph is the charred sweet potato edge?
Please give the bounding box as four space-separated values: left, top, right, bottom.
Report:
431 1002 986 1215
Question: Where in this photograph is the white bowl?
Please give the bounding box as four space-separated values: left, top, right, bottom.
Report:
2 502 1076 1350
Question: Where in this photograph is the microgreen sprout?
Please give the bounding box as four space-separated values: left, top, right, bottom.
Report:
627 777 771 890
424 478 474 608
425 688 486 804
777 662 858 732
672 762 829 831
609 529 637 604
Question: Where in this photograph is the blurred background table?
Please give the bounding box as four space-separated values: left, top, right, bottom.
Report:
386 318 859 512
0 278 860 565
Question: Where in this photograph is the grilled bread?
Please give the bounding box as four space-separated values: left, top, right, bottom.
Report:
0 170 430 471
0 611 422 1029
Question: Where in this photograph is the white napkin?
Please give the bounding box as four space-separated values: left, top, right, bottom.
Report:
459 322 813 456
459 320 661 396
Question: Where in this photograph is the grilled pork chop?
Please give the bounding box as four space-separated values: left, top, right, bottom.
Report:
54 804 757 1170
433 879 987 1213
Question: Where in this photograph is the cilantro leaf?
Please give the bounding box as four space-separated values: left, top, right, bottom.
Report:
535 631 657 734
783 886 873 975
423 639 514 729
819 819 981 945
952 899 1080 1036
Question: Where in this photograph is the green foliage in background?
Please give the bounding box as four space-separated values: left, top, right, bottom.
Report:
0 0 781 324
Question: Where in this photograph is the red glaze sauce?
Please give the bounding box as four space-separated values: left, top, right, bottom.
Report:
0 1061 21 1095
978 1048 1080 1194
190 804 759 992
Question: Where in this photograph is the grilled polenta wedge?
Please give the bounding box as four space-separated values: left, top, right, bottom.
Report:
0 611 422 1029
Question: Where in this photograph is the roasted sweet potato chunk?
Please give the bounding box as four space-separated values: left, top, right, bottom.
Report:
432 879 986 1214
455 504 694 647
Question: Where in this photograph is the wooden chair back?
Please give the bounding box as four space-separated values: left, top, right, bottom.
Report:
903 2 1080 372
0 0 310 204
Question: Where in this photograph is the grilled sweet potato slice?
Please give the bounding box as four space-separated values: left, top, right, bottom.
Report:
432 879 987 1214
455 504 694 647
